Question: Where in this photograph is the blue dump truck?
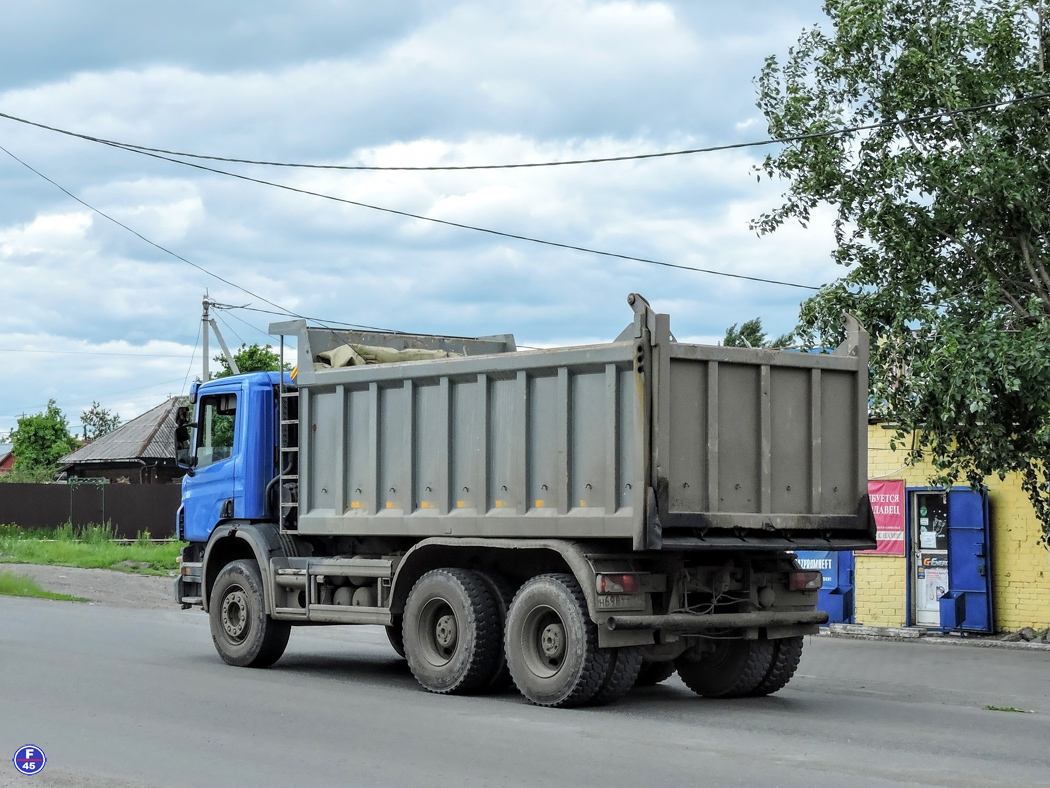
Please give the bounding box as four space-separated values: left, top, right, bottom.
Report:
174 294 875 707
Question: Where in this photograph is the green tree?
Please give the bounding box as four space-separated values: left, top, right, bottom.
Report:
81 402 121 440
207 344 286 449
723 317 794 348
753 0 1050 544
213 344 285 379
8 400 79 475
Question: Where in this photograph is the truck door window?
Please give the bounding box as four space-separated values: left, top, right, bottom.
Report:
196 393 237 468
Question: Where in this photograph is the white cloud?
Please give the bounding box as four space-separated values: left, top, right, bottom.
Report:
0 0 836 435
0 211 93 257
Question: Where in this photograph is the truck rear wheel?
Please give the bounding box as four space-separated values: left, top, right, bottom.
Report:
505 573 611 708
634 659 676 687
748 636 804 696
403 568 502 695
209 559 291 668
590 646 643 705
675 638 775 698
476 571 517 692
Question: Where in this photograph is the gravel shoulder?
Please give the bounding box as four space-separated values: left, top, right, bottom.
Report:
0 563 175 609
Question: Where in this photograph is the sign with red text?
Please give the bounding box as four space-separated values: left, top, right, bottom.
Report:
860 479 906 555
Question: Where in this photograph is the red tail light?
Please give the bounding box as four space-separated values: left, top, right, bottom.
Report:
788 570 824 591
596 574 641 594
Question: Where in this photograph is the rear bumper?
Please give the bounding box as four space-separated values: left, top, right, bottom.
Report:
605 609 828 632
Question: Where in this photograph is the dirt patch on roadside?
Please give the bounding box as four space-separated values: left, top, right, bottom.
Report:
0 564 175 609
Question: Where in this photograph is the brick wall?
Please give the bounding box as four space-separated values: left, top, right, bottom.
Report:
854 554 907 627
862 425 1050 631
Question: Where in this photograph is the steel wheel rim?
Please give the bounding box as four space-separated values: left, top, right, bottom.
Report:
221 585 251 643
416 597 458 667
520 604 566 679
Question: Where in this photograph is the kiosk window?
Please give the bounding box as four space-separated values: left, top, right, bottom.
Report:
196 393 237 467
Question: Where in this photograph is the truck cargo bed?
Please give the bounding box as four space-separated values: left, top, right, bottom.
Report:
270 295 874 551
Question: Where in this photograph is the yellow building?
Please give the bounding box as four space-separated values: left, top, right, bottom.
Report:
858 424 1050 632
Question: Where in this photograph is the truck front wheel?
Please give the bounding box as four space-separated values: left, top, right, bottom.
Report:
675 638 775 698
386 617 406 659
505 573 611 708
403 568 502 694
209 559 291 668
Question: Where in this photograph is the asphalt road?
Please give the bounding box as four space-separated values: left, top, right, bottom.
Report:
2 597 1048 788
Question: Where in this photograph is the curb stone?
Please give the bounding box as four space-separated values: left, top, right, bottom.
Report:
819 623 1050 652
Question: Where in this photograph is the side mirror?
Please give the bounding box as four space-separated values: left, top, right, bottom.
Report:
175 406 197 476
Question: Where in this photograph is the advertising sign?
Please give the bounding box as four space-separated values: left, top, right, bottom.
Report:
794 549 855 624
794 551 836 589
861 479 906 556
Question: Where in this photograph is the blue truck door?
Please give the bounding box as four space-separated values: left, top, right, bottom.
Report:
939 487 993 632
181 387 241 543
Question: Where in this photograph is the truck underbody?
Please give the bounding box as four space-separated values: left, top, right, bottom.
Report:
176 520 827 705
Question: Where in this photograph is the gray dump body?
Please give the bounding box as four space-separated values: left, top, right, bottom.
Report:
271 295 874 552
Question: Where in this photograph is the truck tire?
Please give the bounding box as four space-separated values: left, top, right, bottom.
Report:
590 646 643 705
403 568 502 695
675 638 775 698
748 636 804 696
476 571 517 692
634 659 676 687
386 615 406 659
505 573 611 708
209 559 291 668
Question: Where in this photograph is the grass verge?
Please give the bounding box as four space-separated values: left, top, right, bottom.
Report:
0 523 182 575
0 570 88 602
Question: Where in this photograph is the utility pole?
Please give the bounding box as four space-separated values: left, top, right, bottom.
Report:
202 295 210 382
201 295 241 381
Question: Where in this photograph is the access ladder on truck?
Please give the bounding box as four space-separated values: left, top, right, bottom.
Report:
278 341 299 531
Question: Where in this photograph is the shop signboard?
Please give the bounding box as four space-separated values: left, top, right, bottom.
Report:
861 479 906 556
795 551 836 589
795 550 854 624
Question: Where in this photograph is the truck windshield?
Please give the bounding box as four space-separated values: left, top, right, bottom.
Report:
196 393 237 467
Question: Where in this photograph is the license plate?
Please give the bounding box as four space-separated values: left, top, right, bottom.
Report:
595 593 645 611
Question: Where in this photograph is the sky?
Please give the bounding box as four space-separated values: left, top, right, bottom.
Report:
0 0 839 438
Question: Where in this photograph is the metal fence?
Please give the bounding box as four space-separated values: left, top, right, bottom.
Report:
0 482 181 538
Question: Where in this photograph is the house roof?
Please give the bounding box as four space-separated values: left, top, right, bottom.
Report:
59 398 180 465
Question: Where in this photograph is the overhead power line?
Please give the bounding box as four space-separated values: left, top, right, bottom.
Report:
0 139 820 291
215 306 284 343
0 144 403 330
2 92 1048 172
210 302 395 333
0 143 307 317
0 348 191 358
38 140 821 290
181 319 201 396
